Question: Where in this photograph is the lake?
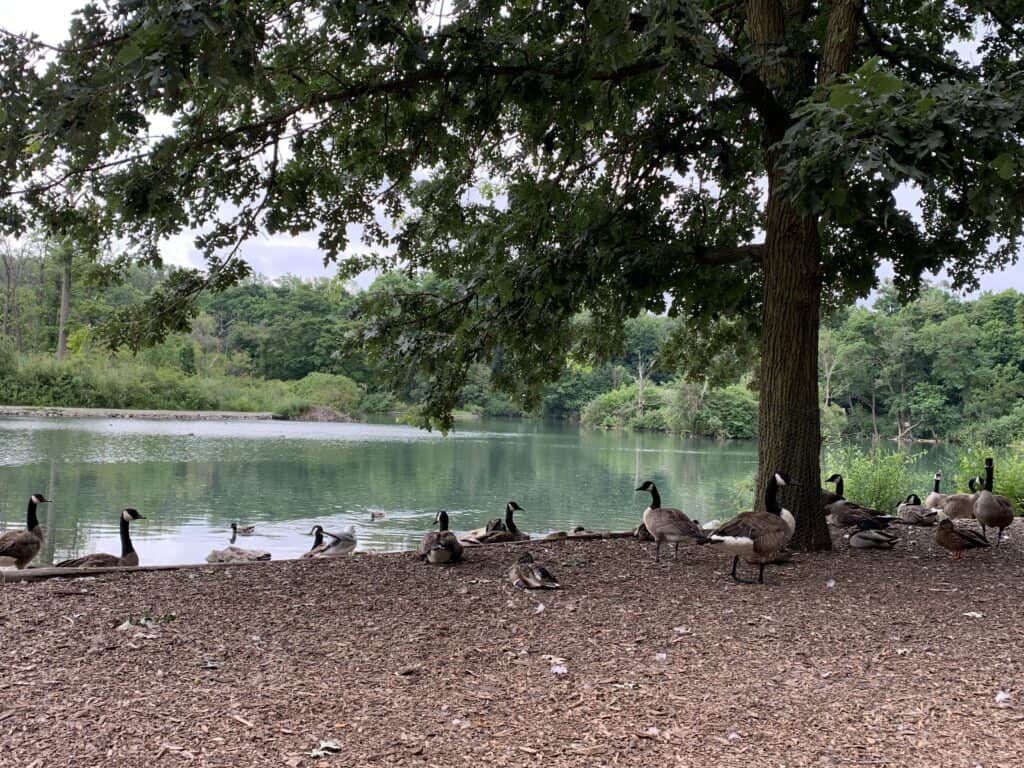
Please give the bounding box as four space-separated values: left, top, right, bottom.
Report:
0 416 957 567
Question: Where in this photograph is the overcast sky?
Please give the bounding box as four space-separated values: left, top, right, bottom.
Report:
4 2 1023 295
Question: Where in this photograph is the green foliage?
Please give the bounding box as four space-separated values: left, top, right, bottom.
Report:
290 372 362 415
581 384 669 431
822 444 924 513
0 335 16 376
692 385 759 440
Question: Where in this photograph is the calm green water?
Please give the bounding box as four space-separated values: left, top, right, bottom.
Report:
0 417 955 567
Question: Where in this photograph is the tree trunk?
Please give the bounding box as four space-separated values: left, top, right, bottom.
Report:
55 248 72 361
871 390 879 439
755 169 830 551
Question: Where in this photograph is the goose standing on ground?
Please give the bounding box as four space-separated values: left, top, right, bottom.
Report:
316 525 358 557
231 522 255 538
417 510 464 564
56 508 145 568
895 494 938 526
934 513 990 559
468 502 529 543
974 458 1014 545
508 552 560 589
849 520 899 549
634 480 704 562
0 493 51 569
942 476 982 520
699 472 799 584
301 525 329 558
924 471 948 510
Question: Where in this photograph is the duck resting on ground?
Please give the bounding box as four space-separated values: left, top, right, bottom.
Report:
699 472 799 584
974 458 1014 545
634 480 704 562
848 520 899 549
417 510 464 564
0 493 51 570
315 525 358 557
934 512 990 559
508 552 560 589
56 508 145 568
301 525 330 558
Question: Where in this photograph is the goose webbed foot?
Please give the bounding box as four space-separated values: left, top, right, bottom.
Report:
673 542 679 560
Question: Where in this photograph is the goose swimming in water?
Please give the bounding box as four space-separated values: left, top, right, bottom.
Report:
56 508 145 568
0 493 51 569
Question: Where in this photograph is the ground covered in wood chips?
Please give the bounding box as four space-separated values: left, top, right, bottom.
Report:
3 522 1024 768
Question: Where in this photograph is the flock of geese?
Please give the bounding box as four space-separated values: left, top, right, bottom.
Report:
0 458 1014 584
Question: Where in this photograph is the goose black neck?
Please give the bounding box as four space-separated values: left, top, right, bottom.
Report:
438 511 450 532
26 499 40 531
310 529 324 549
764 478 782 516
119 515 135 557
505 506 519 534
985 464 994 492
834 476 844 499
933 475 941 493
648 485 662 510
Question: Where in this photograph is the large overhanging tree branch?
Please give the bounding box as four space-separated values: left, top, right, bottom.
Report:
2 0 1022 550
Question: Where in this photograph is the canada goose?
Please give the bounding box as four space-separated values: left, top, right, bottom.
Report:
370 511 386 520
417 510 464 564
315 525 357 557
231 522 255 537
849 521 898 549
508 552 560 589
56 508 145 568
942 476 982 520
820 473 845 506
206 545 272 563
0 493 51 569
468 502 529 543
975 458 1014 545
699 472 799 584
934 514 990 559
634 480 704 562
826 501 893 529
895 494 938 526
924 471 948 509
301 525 330 558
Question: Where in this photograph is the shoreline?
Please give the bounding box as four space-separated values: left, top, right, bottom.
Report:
0 404 279 421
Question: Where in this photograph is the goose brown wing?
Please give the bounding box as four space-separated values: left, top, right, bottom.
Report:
647 507 703 538
0 530 38 558
436 531 464 560
56 552 121 568
711 511 790 558
417 530 440 558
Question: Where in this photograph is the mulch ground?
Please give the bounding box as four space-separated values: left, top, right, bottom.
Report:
2 521 1024 768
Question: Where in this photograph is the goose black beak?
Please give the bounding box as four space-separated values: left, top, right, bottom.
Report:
634 485 645 492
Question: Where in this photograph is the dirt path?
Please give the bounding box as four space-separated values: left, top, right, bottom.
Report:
2 524 1023 767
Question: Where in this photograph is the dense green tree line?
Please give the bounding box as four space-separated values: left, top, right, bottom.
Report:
3 240 1022 445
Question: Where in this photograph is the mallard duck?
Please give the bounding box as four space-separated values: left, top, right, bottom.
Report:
820 473 845 507
698 472 799 584
508 552 560 589
0 493 51 569
301 525 330 558
942 476 982 520
231 522 255 537
315 525 357 557
634 480 704 562
468 502 529 543
975 458 1014 545
924 471 948 510
56 508 145 568
895 494 938 526
206 545 271 563
849 521 898 549
417 510 464 564
934 514 990 559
